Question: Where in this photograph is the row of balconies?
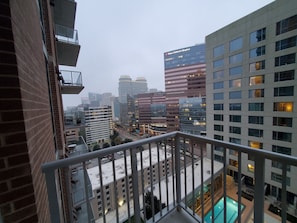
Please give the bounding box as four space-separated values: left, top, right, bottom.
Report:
54 0 83 94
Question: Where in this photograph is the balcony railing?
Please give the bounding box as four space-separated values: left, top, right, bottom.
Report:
42 131 297 223
56 24 79 44
59 70 84 94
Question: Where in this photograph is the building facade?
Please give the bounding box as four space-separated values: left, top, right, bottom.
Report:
137 92 167 135
164 44 206 132
179 97 206 136
206 0 297 208
85 106 113 147
0 0 83 222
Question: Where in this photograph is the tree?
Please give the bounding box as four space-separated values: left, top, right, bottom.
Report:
103 142 110 148
144 191 166 220
93 144 100 151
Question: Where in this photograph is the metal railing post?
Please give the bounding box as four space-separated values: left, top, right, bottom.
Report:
131 148 141 222
254 156 265 223
175 135 181 210
43 170 61 223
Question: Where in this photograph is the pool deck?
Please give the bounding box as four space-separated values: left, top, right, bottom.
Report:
196 184 288 223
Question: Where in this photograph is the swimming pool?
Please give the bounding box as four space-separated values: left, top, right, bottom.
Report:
204 196 245 223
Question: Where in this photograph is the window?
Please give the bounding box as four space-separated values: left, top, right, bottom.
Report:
213 81 224 89
229 78 241 88
215 146 224 152
213 59 224 68
250 46 265 58
214 124 224 131
276 15 297 35
229 91 241 99
248 116 264 124
249 75 264 85
229 137 241 144
213 45 224 57
272 161 290 171
250 28 266 44
214 92 224 100
247 164 255 173
213 70 224 79
271 172 290 186
249 89 264 98
248 128 263 137
229 115 241 123
230 37 243 52
229 159 238 167
275 36 297 51
214 103 224 110
275 53 296 66
229 66 242 76
214 154 224 162
273 131 292 142
214 114 224 121
250 60 265 72
229 126 241 134
214 134 223 141
273 117 292 127
249 102 264 111
274 86 294 96
274 70 295 82
229 53 243 64
248 141 263 149
272 145 291 155
273 102 293 112
229 103 241 111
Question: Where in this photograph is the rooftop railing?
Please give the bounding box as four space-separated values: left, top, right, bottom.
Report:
42 131 297 223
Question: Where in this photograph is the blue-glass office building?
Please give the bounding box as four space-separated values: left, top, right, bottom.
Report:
164 44 205 70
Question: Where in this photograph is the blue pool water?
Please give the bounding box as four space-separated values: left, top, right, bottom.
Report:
204 197 245 223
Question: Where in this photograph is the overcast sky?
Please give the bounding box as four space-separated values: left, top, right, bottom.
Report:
62 0 274 108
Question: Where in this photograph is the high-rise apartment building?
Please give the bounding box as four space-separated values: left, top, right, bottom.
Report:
164 44 206 132
206 0 297 206
85 106 113 147
0 0 83 222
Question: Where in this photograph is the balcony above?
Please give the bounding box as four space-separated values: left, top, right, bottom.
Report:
54 0 77 29
56 24 80 66
59 70 84 94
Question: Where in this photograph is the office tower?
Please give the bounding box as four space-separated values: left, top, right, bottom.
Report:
85 106 113 147
206 0 297 206
118 75 148 104
88 92 101 107
164 44 206 132
0 0 83 222
137 92 167 135
118 75 148 127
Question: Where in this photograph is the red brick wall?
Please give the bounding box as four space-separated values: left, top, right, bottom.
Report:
0 0 56 222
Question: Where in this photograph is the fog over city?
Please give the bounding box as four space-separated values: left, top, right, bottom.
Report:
62 0 274 108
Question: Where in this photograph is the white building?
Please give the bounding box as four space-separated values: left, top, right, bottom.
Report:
206 0 297 208
88 147 172 219
84 106 113 147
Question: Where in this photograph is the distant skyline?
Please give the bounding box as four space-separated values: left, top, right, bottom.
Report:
62 0 274 108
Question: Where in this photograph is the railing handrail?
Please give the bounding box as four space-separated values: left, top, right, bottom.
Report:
42 131 297 173
176 132 297 165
